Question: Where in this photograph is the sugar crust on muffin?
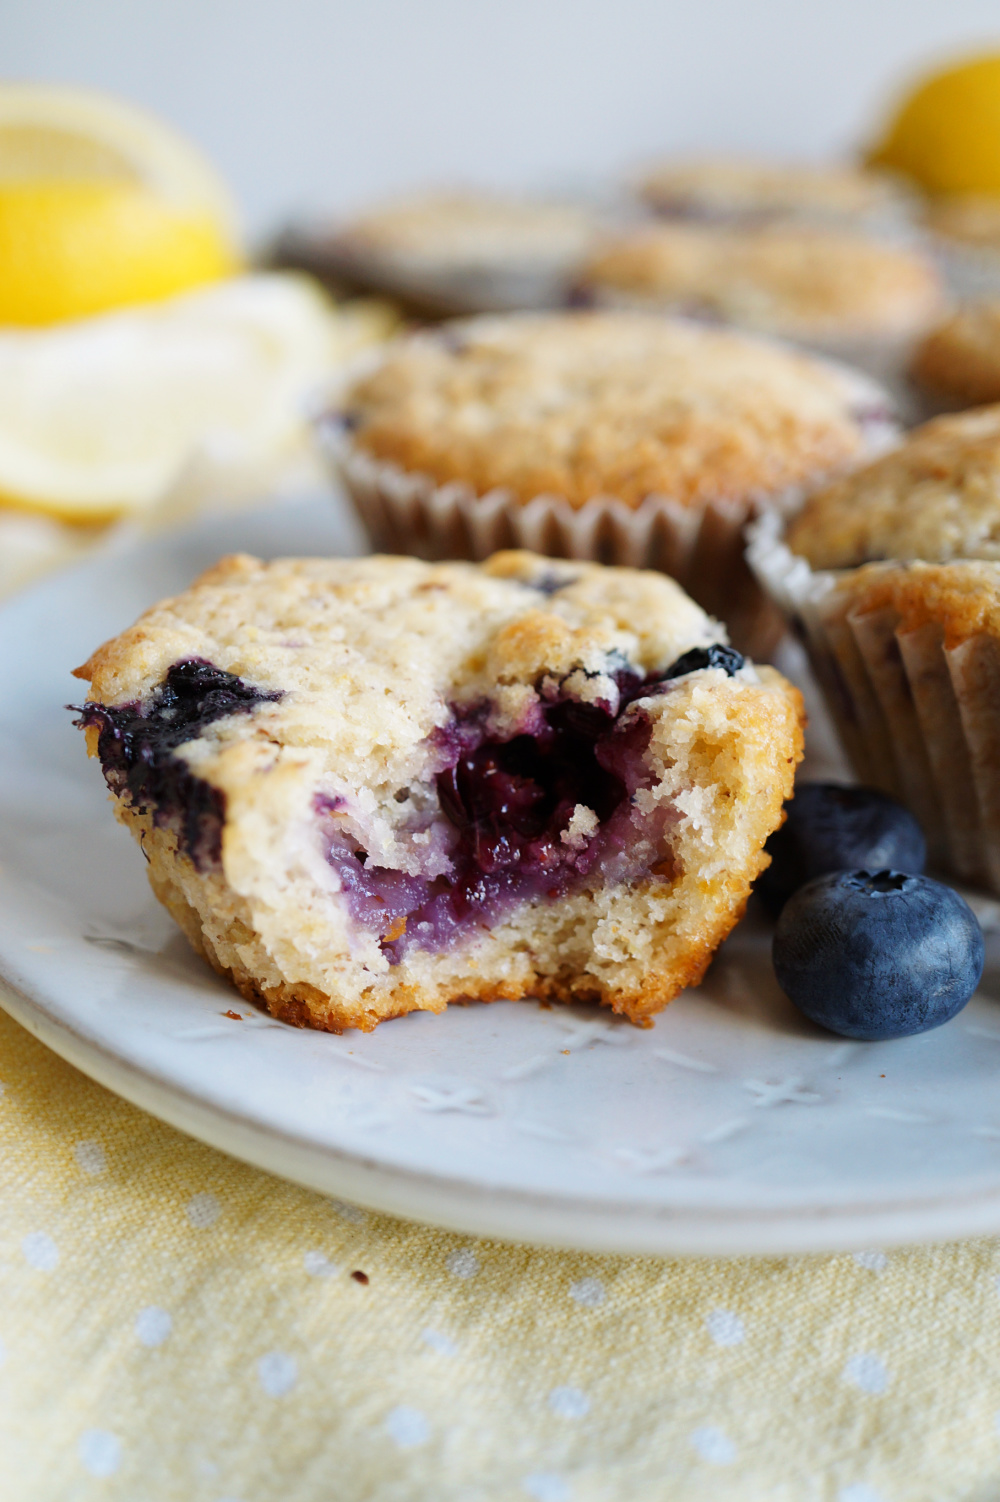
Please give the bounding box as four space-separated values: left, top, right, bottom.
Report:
823 557 1000 647
73 550 803 1033
910 302 1000 406
786 406 1000 569
340 312 893 511
637 157 907 221
579 224 945 341
329 192 599 270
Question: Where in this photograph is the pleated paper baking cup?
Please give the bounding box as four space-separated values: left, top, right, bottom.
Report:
747 512 1000 892
324 428 792 659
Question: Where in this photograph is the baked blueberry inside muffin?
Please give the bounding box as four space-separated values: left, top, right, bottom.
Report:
73 550 803 1031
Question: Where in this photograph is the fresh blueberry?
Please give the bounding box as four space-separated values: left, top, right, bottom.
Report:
662 644 745 680
757 783 926 917
773 869 983 1040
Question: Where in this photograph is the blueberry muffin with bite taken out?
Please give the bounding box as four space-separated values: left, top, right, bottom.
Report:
73 550 804 1032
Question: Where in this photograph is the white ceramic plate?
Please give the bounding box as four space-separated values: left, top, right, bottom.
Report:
3 495 1000 1256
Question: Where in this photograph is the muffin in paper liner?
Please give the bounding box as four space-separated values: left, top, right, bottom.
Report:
271 193 607 319
327 427 799 658
747 510 1000 891
320 313 900 662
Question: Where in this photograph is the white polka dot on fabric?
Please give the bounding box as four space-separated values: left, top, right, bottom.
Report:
135 1307 172 1347
78 1429 121 1477
705 1308 745 1346
257 1351 297 1397
547 1386 590 1419
689 1426 737 1465
838 1486 884 1502
523 1474 571 1502
21 1232 58 1271
421 1329 457 1356
569 1278 605 1307
303 1250 339 1278
329 1199 366 1225
186 1193 220 1229
445 1248 480 1279
74 1141 106 1175
385 1405 430 1448
843 1353 889 1395
853 1250 888 1273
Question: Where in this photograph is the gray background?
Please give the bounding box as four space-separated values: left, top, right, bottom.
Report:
3 0 1000 236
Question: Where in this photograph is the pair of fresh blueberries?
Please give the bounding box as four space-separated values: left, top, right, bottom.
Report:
758 784 985 1041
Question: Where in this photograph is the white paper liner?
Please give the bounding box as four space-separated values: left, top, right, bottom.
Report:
747 512 1000 892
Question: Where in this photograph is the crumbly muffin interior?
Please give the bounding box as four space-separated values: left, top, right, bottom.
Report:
342 312 892 511
787 405 1000 569
74 551 802 1031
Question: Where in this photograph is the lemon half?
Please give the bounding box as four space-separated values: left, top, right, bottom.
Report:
869 54 1000 197
0 274 392 522
0 84 240 324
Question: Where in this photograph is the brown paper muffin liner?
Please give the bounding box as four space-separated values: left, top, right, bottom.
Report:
747 512 1000 892
325 430 798 659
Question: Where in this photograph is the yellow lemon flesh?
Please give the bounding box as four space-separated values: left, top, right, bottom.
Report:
0 86 241 325
0 181 237 325
869 54 1000 197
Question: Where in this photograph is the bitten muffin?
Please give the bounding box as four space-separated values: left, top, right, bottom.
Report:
910 301 1000 408
73 550 804 1032
748 407 1000 889
274 192 602 317
636 156 910 226
577 223 945 347
326 310 898 658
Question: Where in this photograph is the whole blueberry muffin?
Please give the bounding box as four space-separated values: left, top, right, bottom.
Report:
923 196 1000 302
73 550 803 1032
327 311 897 658
910 301 1000 408
577 223 945 351
748 406 1000 890
275 191 602 317
636 157 910 227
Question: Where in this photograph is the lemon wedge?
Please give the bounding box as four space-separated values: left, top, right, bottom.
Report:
869 54 1000 197
0 273 377 521
0 83 240 324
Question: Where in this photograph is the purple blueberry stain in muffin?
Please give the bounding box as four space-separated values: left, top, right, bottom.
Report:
72 659 282 869
316 646 745 963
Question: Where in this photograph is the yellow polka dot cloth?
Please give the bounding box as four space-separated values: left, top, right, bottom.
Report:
2 996 998 1502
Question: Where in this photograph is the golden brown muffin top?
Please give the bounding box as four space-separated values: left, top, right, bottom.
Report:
579 224 945 341
924 195 1000 251
342 312 893 511
330 192 599 269
787 406 1000 568
829 558 1000 648
638 157 906 220
910 302 1000 406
